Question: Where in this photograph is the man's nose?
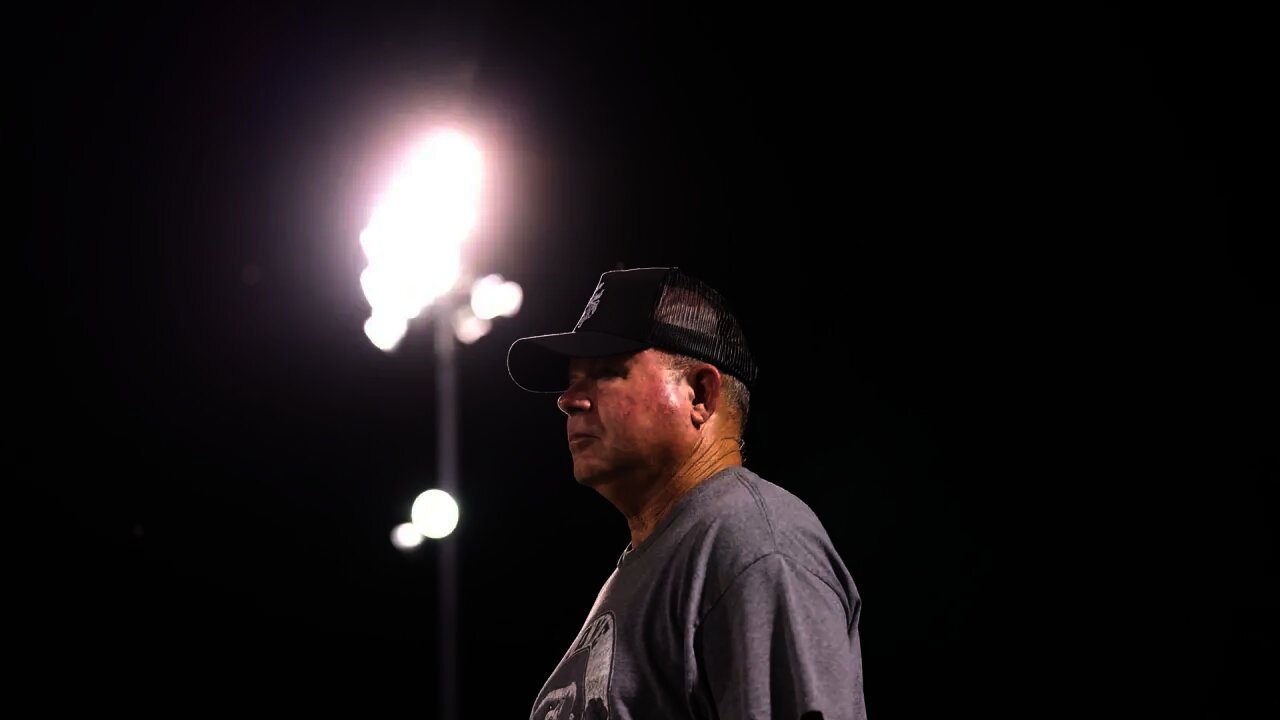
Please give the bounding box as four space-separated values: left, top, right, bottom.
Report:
557 387 591 415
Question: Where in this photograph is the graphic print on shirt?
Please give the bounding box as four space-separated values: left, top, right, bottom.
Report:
532 611 615 720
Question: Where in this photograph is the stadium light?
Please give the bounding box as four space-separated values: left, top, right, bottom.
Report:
362 126 519 720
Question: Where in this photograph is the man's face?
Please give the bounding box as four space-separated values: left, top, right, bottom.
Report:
558 349 695 486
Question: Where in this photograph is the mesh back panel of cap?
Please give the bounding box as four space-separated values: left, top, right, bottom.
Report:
648 271 759 388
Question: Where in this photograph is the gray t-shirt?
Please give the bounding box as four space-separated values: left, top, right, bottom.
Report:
529 465 866 720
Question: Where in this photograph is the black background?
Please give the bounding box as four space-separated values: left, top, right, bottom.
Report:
25 7 1274 718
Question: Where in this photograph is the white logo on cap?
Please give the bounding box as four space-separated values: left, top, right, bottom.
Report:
575 281 605 330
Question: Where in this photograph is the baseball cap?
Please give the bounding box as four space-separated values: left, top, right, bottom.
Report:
507 266 759 393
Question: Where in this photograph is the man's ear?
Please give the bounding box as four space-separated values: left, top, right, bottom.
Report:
689 364 722 428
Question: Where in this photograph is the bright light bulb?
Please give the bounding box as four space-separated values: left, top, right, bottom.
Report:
453 307 492 344
357 128 484 317
471 274 523 319
391 522 425 550
364 313 407 351
411 489 460 539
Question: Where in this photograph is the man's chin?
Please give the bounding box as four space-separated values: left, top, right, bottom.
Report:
571 461 610 488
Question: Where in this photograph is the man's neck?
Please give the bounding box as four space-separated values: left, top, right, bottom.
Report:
619 437 744 550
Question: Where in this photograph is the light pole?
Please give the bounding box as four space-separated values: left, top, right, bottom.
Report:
433 291 460 720
362 127 522 720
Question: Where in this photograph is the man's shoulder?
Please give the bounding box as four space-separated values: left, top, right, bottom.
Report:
664 467 854 618
678 467 840 576
697 466 830 539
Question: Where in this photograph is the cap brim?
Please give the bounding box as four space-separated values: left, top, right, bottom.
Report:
507 331 651 393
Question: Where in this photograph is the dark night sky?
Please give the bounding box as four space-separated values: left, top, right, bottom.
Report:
24 7 1275 718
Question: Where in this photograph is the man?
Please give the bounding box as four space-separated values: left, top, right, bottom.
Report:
508 266 866 719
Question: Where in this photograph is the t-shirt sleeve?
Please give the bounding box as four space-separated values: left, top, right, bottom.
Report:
698 552 866 720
